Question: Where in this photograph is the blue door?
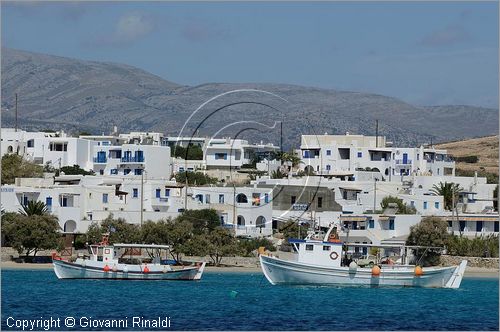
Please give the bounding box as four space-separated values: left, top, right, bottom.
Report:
402 153 408 164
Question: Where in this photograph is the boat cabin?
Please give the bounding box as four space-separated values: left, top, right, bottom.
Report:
87 243 172 266
289 239 343 267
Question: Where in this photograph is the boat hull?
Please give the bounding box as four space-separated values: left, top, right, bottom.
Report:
260 255 467 288
53 259 205 280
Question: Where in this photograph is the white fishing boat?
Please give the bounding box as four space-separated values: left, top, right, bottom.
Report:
53 240 205 280
260 225 467 288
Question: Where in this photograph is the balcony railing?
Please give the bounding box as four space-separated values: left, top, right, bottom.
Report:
121 156 145 163
93 157 107 163
395 159 412 165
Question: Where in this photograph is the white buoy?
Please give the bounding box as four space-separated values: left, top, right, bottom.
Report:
349 261 358 272
123 266 128 273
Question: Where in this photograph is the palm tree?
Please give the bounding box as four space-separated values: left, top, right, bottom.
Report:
430 182 463 211
19 201 48 216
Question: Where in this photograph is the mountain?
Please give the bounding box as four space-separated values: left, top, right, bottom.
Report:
2 48 498 149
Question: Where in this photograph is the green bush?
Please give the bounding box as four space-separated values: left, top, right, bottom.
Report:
455 169 498 184
238 238 276 256
175 171 218 185
380 196 417 214
453 155 479 163
171 145 203 160
446 235 498 258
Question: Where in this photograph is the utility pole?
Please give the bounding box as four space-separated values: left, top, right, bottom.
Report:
280 121 283 166
15 93 18 132
140 169 144 227
233 183 236 233
373 178 378 213
375 119 379 148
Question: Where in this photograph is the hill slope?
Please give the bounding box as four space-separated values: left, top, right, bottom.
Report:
1 48 498 148
435 135 499 176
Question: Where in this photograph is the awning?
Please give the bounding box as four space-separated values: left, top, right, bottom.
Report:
445 216 498 222
378 215 395 221
339 186 362 192
340 216 369 222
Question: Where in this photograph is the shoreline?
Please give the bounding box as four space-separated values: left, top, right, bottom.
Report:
1 261 498 278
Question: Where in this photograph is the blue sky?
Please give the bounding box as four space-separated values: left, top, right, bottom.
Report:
2 1 498 108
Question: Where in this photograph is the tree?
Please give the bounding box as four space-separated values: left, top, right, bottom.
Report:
204 227 241 266
19 201 48 216
1 154 43 184
141 220 170 245
406 216 449 266
2 213 61 256
271 169 286 179
171 145 203 160
100 215 141 244
380 196 416 214
430 182 463 211
165 218 194 262
58 165 94 176
238 237 276 256
177 209 220 235
175 171 218 185
278 220 300 243
273 151 301 168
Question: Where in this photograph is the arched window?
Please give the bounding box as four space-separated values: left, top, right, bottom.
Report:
236 193 248 203
256 216 266 228
7 146 13 153
237 215 245 226
64 220 77 233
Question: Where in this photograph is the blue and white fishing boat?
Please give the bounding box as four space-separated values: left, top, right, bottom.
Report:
260 224 467 288
53 242 205 280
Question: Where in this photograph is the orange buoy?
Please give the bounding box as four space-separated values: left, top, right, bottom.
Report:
103 264 110 272
415 266 423 277
371 265 381 276
143 265 150 273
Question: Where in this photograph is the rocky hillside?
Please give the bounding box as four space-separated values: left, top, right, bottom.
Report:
436 136 499 176
2 48 498 149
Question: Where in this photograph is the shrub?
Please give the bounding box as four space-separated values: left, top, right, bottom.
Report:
406 217 449 266
380 196 416 214
238 238 276 256
446 235 498 258
175 171 218 185
453 155 479 163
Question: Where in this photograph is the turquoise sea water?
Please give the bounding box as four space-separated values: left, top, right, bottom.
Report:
2 269 498 331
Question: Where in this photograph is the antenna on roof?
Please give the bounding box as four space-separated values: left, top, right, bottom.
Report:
375 119 379 148
15 93 18 132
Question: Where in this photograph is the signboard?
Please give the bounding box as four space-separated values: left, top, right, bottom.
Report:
292 203 309 211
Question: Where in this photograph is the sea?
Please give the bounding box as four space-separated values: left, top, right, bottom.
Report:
1 270 498 331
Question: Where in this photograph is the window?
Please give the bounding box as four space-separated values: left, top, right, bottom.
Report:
448 221 452 228
99 169 104 175
264 193 269 204
476 221 483 232
326 165 331 171
156 189 161 198
165 189 170 197
423 201 428 210
435 202 439 209
291 196 296 204
219 194 224 203
60 197 68 207
326 150 331 156
179 167 185 172
389 219 395 230
27 140 34 148
305 244 314 251
110 169 118 175
369 219 374 229
322 246 331 251
46 197 52 206
133 188 138 198
206 195 210 204
215 153 227 160
252 193 261 206
124 169 131 175
134 169 143 175
495 221 499 232
459 221 466 232
102 194 108 203
417 153 419 160
410 201 415 207
317 197 323 208
357 152 362 158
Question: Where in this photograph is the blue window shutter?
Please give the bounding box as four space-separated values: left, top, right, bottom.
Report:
165 189 170 197
156 189 161 198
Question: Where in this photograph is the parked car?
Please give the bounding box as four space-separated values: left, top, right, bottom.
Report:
356 254 377 267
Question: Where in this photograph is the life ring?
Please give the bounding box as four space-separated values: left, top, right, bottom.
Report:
329 252 339 260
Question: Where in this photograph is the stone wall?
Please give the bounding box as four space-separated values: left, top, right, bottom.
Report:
441 255 499 269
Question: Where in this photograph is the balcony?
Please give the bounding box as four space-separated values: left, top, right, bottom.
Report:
93 157 107 163
121 156 145 163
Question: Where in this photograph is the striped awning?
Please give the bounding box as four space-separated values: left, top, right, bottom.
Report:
445 216 498 222
340 216 369 222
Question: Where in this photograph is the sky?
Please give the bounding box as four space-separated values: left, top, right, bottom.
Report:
1 1 498 108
